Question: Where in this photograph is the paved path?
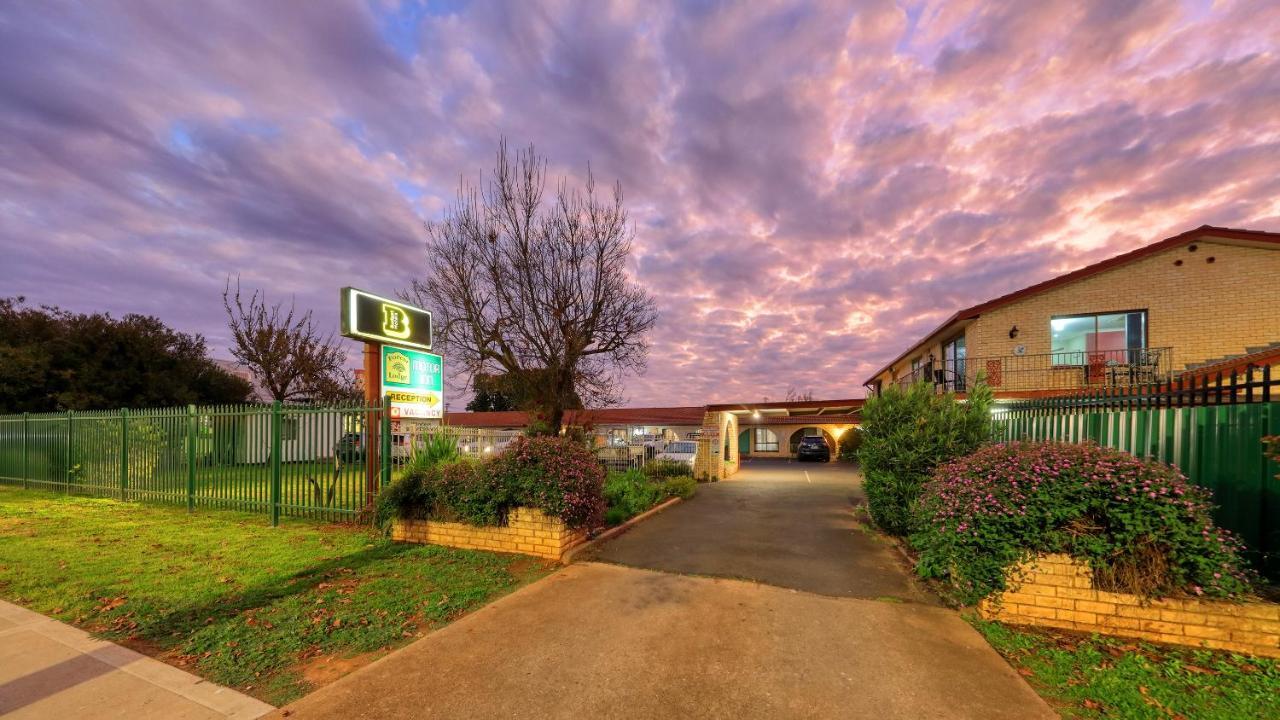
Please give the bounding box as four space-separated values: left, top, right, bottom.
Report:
0 600 272 720
276 461 1054 719
579 459 935 602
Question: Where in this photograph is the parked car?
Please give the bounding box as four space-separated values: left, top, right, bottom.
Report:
333 432 412 464
796 436 831 462
656 440 697 468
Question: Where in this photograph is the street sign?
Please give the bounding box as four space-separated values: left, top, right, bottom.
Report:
381 345 444 419
340 287 433 350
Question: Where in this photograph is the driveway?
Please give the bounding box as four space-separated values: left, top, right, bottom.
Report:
277 460 1054 719
578 458 933 601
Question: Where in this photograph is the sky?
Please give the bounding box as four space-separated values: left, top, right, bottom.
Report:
3 1 1280 408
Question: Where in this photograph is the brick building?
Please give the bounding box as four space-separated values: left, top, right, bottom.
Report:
863 226 1280 398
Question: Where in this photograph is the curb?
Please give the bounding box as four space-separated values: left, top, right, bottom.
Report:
561 495 685 564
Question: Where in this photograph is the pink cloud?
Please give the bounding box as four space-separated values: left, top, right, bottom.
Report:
2 0 1279 407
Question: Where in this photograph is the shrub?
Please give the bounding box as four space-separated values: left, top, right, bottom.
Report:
487 435 606 529
913 441 1255 604
644 458 693 480
858 381 993 536
427 459 509 526
604 470 665 521
374 471 427 530
660 475 697 500
602 468 696 526
402 432 462 474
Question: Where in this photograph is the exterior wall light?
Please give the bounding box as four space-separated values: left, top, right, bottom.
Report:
1009 325 1019 339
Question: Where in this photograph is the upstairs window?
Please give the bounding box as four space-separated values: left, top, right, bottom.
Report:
1050 311 1146 365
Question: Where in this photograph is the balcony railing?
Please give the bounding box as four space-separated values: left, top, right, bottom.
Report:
894 347 1174 394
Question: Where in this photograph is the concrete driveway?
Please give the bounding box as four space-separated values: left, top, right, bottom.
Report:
578 458 934 602
275 461 1054 719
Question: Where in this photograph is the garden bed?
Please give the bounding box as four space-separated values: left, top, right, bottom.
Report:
0 487 552 706
980 554 1280 658
391 506 586 560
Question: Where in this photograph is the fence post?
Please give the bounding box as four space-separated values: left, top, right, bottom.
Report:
270 401 282 527
120 409 129 501
21 412 29 490
65 410 74 493
380 395 392 490
186 404 197 512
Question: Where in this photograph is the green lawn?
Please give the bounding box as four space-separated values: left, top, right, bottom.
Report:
974 619 1280 719
0 486 552 705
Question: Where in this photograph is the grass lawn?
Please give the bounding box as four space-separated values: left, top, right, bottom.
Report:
974 619 1280 719
0 486 553 705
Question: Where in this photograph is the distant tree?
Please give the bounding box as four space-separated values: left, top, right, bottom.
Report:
0 297 251 412
785 387 815 402
466 374 516 412
223 279 349 404
464 371 584 413
407 141 657 433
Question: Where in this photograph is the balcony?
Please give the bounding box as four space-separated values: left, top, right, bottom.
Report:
893 347 1174 395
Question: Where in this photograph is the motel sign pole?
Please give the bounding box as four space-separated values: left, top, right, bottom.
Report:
362 342 381 504
340 287 440 508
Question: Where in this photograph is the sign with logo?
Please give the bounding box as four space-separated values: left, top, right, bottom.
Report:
381 345 443 419
340 287 432 350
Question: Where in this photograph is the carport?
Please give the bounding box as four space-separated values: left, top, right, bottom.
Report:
713 398 862 467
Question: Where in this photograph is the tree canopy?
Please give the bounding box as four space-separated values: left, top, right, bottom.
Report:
0 297 252 412
408 141 657 433
223 279 351 404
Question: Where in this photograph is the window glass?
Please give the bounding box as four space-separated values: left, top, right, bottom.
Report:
1051 312 1146 365
754 428 779 452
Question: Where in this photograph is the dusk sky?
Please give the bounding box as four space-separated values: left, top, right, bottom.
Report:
3 1 1280 407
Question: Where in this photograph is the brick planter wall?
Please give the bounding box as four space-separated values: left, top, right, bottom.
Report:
979 553 1280 658
391 507 586 561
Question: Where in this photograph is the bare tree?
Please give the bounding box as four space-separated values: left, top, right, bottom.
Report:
406 141 658 433
223 278 349 403
785 387 816 402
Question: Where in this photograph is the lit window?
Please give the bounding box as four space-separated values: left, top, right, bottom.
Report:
754 428 779 452
1050 311 1146 366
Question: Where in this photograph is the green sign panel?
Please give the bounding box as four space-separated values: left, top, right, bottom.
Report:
381 345 444 419
340 287 433 350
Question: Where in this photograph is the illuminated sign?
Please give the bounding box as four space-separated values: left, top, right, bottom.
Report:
340 287 432 350
381 345 443 419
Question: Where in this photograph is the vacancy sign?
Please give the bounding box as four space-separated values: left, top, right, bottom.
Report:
381 345 444 419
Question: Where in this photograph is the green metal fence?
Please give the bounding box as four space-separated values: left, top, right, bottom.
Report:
0 400 394 525
992 397 1280 580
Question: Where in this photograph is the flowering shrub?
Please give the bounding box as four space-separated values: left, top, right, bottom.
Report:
486 435 606 529
913 441 1255 604
376 435 606 530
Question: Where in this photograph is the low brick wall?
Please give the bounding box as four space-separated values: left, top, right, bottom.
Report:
392 507 586 561
979 554 1280 658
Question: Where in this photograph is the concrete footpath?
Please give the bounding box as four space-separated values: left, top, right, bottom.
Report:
0 600 272 719
274 562 1055 720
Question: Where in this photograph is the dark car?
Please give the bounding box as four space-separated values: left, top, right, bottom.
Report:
795 436 831 462
334 432 364 463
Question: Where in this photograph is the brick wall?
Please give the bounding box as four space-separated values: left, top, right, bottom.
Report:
694 410 738 480
979 554 1280 658
392 507 585 561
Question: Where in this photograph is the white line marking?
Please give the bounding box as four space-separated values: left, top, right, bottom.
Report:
804 471 811 484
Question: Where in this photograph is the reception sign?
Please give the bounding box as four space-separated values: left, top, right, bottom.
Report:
341 287 433 350
381 345 444 419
